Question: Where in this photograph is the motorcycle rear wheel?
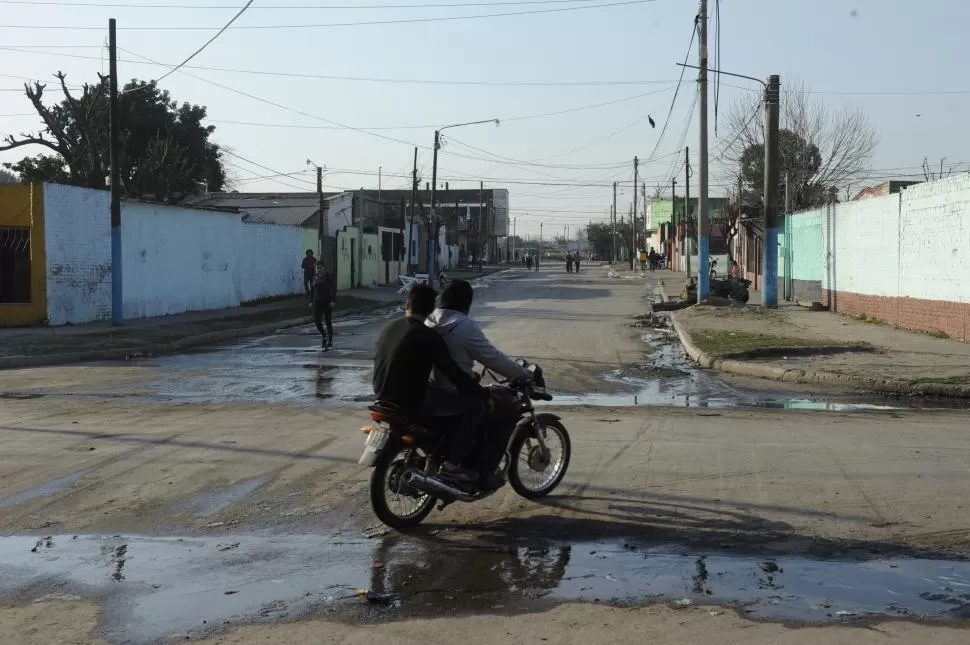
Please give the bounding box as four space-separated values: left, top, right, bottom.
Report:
508 419 571 499
370 444 437 530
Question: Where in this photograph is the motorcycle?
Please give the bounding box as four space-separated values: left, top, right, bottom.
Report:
358 361 571 530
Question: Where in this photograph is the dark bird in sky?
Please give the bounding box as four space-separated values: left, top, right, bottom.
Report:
648 115 656 128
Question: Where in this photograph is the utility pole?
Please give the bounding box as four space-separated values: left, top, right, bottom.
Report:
316 165 325 258
763 74 781 308
406 148 417 275
478 181 484 264
783 171 791 301
630 156 639 270
536 222 542 262
685 148 692 278
612 181 617 263
512 217 516 259
697 0 710 301
670 177 677 267
429 130 441 283
734 173 742 268
108 18 123 326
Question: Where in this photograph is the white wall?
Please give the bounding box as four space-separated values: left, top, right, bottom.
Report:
43 183 112 325
821 175 970 303
122 202 239 318
236 223 303 302
42 185 304 325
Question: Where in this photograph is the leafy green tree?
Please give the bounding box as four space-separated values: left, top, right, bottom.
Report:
1 72 224 202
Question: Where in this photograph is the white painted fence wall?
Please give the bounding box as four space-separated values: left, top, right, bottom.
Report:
42 184 303 325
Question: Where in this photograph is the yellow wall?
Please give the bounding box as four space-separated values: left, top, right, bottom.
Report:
0 184 46 325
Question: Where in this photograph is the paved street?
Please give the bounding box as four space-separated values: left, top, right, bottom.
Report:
2 266 970 644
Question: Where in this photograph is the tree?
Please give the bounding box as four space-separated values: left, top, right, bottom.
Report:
586 220 631 261
0 167 18 184
0 72 225 202
718 78 878 216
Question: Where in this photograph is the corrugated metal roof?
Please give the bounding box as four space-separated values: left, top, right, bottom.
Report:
240 205 318 226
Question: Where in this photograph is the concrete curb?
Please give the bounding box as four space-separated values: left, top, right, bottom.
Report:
669 312 970 399
0 300 396 371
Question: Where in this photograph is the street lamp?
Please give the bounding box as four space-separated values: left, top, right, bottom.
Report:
428 118 500 285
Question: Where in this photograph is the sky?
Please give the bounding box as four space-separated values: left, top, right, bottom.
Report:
1 0 968 238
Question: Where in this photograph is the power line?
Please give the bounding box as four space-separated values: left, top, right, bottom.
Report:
0 46 678 87
0 0 612 9
645 17 697 162
152 0 253 86
1 0 658 30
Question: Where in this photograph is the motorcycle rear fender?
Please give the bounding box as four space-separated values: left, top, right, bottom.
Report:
535 413 562 425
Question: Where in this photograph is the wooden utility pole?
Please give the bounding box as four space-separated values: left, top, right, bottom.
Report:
108 19 123 326
763 74 781 307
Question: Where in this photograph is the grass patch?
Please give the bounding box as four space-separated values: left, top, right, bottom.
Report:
689 329 866 358
688 305 790 323
924 329 951 339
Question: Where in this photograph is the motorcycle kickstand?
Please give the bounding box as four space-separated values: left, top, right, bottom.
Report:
437 499 454 511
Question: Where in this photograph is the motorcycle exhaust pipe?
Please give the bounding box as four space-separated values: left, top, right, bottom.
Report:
402 470 476 502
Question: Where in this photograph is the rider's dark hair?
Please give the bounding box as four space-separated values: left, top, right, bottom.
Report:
439 279 474 314
406 283 437 317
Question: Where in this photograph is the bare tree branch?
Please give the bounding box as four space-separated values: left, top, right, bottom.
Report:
715 77 879 211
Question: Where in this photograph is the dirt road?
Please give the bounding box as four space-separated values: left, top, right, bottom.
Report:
2 267 969 643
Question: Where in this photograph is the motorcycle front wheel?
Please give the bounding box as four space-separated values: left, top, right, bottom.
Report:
370 443 437 530
508 419 571 499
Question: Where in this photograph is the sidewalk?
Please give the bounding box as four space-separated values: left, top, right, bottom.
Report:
669 303 970 398
0 287 403 370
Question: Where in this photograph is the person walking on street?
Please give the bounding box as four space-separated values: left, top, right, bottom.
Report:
311 262 335 350
534 253 539 272
574 251 582 273
525 254 533 271
301 249 316 299
566 254 573 273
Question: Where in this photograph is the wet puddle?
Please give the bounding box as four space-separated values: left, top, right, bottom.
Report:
3 534 970 643
0 469 92 509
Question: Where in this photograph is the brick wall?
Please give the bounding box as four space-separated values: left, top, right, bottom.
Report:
796 174 970 340
822 290 969 340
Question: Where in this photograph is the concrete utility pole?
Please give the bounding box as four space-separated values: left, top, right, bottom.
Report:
407 147 417 274
479 181 484 263
430 130 441 282
763 74 781 308
670 177 676 265
536 222 542 262
630 156 638 270
108 18 123 326
697 0 711 301
685 148 692 278
612 181 617 263
316 166 325 256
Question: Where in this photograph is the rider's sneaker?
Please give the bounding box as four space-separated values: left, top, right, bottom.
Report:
439 462 478 483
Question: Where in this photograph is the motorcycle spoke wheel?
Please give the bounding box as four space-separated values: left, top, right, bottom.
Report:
508 420 571 499
370 446 436 529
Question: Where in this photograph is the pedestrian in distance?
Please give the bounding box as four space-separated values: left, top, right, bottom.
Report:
310 262 336 350
566 254 573 273
301 249 316 300
526 254 533 271
574 251 581 273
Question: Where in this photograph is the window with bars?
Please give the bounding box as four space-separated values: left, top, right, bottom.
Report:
0 227 31 304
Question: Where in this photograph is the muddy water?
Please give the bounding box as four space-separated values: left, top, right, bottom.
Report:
3 533 970 643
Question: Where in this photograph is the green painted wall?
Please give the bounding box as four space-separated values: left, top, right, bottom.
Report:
780 210 823 282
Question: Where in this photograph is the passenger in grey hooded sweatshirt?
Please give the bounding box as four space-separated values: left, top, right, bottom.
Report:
426 280 531 483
